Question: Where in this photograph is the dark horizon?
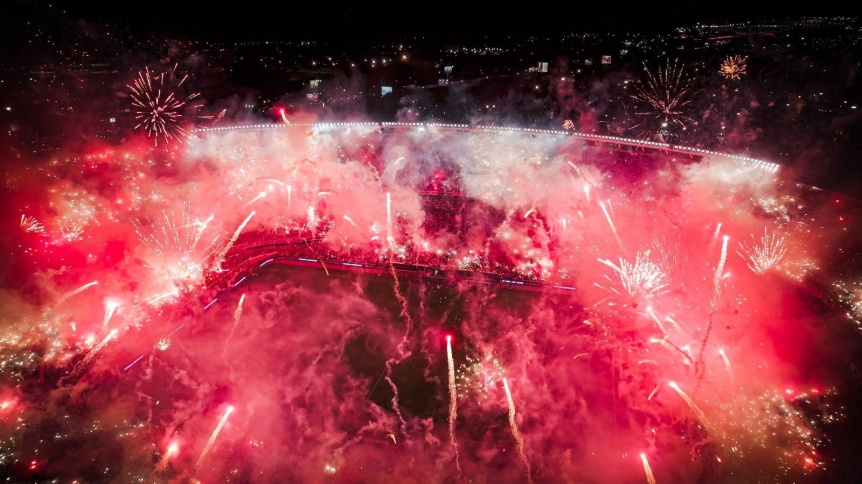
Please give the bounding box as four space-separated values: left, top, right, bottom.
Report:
8 1 859 44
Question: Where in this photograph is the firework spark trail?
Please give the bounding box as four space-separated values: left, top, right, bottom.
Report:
668 381 713 433
599 201 624 251
382 260 414 434
287 185 292 208
503 378 533 484
718 348 735 384
649 338 693 365
279 109 289 124
213 211 256 271
664 316 683 332
242 191 267 208
446 336 461 473
101 300 120 330
645 307 668 335
44 281 98 316
60 329 118 386
223 294 247 356
708 223 722 252
343 215 358 228
386 192 394 250
641 454 656 484
698 235 728 374
195 406 234 476
737 229 787 275
648 383 662 401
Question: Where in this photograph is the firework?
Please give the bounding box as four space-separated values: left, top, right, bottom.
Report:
156 338 172 351
645 306 668 335
503 378 532 483
719 55 747 81
386 192 394 250
668 381 712 432
213 211 256 272
446 336 461 473
631 59 693 134
60 329 118 386
598 252 669 300
456 354 505 400
128 65 202 145
718 348 735 383
101 299 120 330
227 144 265 189
709 223 723 252
640 453 656 484
20 214 47 236
54 218 84 243
737 229 787 275
44 281 98 316
135 208 220 290
599 201 624 250
562 119 575 130
195 406 235 475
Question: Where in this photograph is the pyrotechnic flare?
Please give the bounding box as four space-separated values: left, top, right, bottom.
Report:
562 119 575 130
20 214 47 236
641 453 656 484
503 378 532 483
598 252 669 300
718 348 735 384
195 406 235 475
128 64 209 145
719 55 747 80
737 229 787 275
446 336 461 473
599 201 624 251
213 211 256 271
668 381 713 432
44 281 98 316
156 441 179 472
156 338 171 351
60 329 118 385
